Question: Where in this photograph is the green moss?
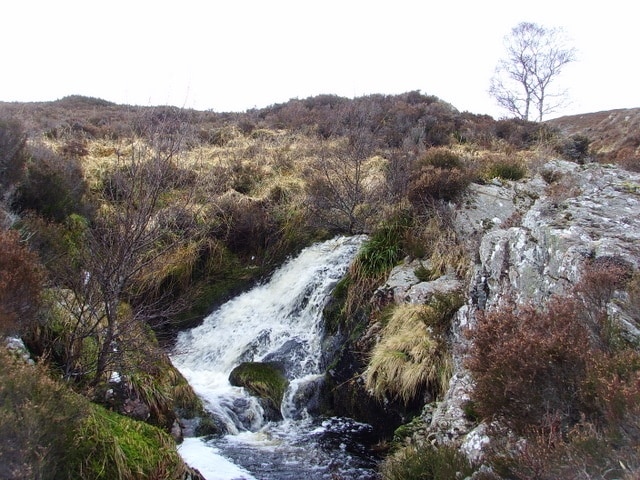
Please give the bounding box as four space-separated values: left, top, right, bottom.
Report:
392 415 425 446
229 362 289 413
381 444 476 480
64 403 186 480
0 348 188 480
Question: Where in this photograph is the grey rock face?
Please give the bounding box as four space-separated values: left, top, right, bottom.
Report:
384 160 640 461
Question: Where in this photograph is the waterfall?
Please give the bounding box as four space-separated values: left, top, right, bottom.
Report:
171 236 379 480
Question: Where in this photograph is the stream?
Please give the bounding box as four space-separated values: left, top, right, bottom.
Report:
170 236 380 479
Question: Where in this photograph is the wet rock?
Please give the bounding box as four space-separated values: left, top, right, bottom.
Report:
229 361 289 421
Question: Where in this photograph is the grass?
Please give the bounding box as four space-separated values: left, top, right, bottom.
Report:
381 444 475 480
364 304 452 404
65 403 187 480
0 346 189 480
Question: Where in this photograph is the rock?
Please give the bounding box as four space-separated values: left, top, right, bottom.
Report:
423 160 640 459
170 419 183 442
228 361 289 421
282 374 328 420
122 397 151 421
374 260 463 305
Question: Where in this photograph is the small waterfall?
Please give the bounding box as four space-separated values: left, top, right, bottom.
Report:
171 236 379 479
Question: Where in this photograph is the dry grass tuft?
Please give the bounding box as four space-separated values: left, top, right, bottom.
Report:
365 304 451 404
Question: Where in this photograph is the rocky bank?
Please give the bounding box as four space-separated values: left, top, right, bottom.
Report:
371 158 640 461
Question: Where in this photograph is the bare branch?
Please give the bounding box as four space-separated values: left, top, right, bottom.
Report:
490 22 576 121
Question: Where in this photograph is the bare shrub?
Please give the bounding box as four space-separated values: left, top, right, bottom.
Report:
574 256 633 350
466 297 591 433
487 415 640 480
407 164 470 206
0 230 44 336
210 190 274 256
12 143 89 222
0 118 28 192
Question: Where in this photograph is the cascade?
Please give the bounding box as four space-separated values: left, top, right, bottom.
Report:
171 236 379 480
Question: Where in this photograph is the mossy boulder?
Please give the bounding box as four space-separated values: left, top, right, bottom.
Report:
229 362 289 420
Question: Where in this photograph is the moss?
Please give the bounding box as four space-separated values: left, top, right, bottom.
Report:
392 414 426 446
63 403 187 480
0 347 189 480
381 444 475 480
228 362 289 414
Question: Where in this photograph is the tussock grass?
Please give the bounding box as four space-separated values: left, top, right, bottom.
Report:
381 444 475 480
67 403 186 480
365 304 451 404
406 212 468 278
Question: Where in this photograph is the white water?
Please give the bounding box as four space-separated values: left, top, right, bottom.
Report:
171 236 378 479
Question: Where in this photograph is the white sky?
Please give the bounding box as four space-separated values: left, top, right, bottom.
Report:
2 0 638 119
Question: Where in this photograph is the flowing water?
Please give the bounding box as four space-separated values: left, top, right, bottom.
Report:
171 236 380 480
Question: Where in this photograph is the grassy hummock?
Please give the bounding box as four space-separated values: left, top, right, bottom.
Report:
229 361 289 415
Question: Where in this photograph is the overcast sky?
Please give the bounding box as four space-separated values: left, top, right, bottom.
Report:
2 0 638 119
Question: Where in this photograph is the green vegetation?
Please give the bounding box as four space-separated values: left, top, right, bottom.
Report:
484 155 527 181
381 444 475 480
2 92 638 478
229 362 289 414
0 348 188 480
65 404 186 480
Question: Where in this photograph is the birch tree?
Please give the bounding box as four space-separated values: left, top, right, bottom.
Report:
489 22 576 121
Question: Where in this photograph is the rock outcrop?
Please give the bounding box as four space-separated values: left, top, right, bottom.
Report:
382 159 640 460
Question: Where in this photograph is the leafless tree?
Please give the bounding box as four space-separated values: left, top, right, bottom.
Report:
305 103 389 234
50 119 202 386
489 22 576 122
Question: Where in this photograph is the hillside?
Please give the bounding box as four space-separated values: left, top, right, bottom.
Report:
547 107 640 169
1 94 639 479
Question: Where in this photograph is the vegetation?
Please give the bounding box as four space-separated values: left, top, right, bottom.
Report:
1 92 639 478
0 230 44 336
229 362 289 417
364 300 457 404
0 347 189 480
381 444 475 480
466 262 640 478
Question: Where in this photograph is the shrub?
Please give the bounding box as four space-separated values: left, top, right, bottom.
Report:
381 444 475 480
420 147 463 170
466 297 591 432
407 165 470 205
493 118 546 149
0 229 44 335
574 256 633 351
0 118 28 191
12 144 89 222
210 190 274 257
487 415 640 480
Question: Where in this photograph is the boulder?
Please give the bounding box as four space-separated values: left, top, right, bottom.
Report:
229 362 289 421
